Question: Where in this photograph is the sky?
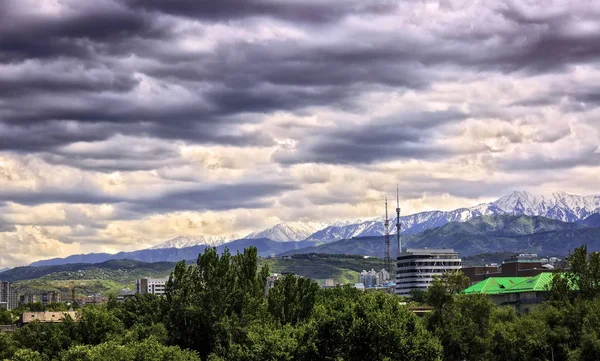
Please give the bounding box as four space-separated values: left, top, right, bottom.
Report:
1 0 600 267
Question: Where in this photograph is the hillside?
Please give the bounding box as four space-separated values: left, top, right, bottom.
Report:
280 215 600 257
263 254 384 284
2 259 176 283
5 254 383 297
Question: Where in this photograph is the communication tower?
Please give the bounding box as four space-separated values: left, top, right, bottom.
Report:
384 197 393 274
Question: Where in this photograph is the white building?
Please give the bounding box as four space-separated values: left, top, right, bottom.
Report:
359 269 379 287
136 277 169 295
396 248 462 297
0 282 18 310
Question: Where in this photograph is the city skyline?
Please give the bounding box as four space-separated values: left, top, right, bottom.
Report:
1 0 600 267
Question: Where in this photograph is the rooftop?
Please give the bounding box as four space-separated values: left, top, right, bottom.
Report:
462 273 555 295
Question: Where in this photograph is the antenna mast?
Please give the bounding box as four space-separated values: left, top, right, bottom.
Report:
384 197 393 274
396 184 402 255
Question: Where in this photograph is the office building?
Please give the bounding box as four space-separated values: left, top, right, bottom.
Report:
396 248 462 297
0 282 18 310
136 277 169 295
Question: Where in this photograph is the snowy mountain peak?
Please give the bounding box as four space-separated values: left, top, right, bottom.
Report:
243 221 329 242
303 191 600 243
151 235 238 249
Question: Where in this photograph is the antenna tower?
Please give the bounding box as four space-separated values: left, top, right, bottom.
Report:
396 184 402 255
384 197 393 273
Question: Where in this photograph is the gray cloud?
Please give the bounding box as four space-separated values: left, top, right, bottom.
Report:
273 110 468 165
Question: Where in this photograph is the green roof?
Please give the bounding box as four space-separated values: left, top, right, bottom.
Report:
501 273 554 293
463 277 529 295
462 273 554 295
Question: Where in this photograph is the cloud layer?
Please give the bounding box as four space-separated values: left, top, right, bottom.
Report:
1 0 600 266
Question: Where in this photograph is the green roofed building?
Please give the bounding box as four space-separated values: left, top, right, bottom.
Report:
462 273 555 313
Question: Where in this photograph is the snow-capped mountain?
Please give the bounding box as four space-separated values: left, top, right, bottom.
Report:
151 235 238 249
243 222 329 242
304 191 600 242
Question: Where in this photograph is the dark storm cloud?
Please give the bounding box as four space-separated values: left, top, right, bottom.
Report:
0 190 124 206
130 182 296 213
2 0 600 170
0 1 170 61
273 110 468 165
0 177 293 213
125 0 397 24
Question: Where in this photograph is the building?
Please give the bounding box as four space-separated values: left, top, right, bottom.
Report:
19 311 79 326
265 274 283 293
76 295 109 306
136 277 169 295
378 269 390 284
462 254 553 284
396 248 462 297
462 273 554 313
359 269 379 287
41 291 61 306
0 282 18 310
19 294 38 306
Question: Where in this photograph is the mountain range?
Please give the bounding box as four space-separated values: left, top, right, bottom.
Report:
150 191 600 250
29 239 318 267
280 214 600 258
25 191 600 267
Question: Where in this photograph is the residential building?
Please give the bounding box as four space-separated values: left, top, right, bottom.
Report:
19 294 37 306
41 291 61 306
359 269 379 287
378 269 390 284
136 277 169 295
462 273 554 313
266 274 283 293
0 282 18 310
19 311 78 326
396 248 462 297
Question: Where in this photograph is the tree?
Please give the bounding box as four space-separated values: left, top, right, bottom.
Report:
11 349 45 361
0 308 12 324
297 288 443 361
427 294 494 361
164 246 270 359
426 270 471 309
267 274 319 325
75 307 125 345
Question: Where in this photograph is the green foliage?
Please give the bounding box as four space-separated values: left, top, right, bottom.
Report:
10 349 45 361
427 294 494 361
426 271 471 309
0 309 13 324
4 244 600 361
298 288 443 361
267 274 319 325
164 247 270 359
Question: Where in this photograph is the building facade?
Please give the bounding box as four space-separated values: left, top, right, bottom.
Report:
136 278 169 295
0 282 18 310
41 291 61 306
396 248 462 297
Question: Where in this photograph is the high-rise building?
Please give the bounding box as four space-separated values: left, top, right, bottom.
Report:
0 282 18 310
359 269 381 287
396 248 462 297
136 278 169 295
41 291 61 306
